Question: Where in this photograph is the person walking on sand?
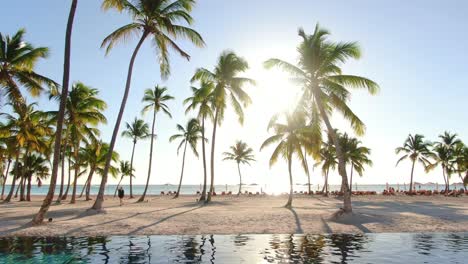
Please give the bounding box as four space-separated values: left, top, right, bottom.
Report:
118 187 125 206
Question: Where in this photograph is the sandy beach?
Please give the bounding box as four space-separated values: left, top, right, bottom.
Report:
1 194 467 237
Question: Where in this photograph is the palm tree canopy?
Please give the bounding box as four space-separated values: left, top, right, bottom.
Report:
315 138 337 177
426 132 461 174
141 85 174 117
101 0 205 78
183 80 214 121
223 140 255 165
119 160 135 177
0 29 58 105
169 118 203 157
395 134 433 169
339 133 372 176
191 51 255 125
121 117 150 143
264 24 379 136
80 141 120 178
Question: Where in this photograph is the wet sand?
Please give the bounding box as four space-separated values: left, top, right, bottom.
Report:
1 194 467 236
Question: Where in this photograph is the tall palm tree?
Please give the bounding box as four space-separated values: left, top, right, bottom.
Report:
92 0 204 210
341 134 372 193
0 29 58 106
395 134 432 193
169 118 203 198
260 112 313 208
427 132 461 193
121 118 149 198
114 160 134 197
137 86 173 202
32 0 77 227
22 154 49 202
315 140 337 195
191 51 255 203
264 24 379 214
0 137 15 200
183 81 214 201
223 140 255 195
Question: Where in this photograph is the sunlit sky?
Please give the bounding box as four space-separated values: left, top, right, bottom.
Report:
2 1 467 188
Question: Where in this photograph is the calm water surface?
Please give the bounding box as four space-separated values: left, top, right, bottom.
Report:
0 233 467 263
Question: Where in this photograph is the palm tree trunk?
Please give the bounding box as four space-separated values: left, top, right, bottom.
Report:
446 170 450 193
19 177 26 201
31 0 77 225
70 144 79 204
20 147 30 202
303 148 311 194
79 171 91 198
129 139 137 198
409 159 416 193
85 168 95 201
459 172 467 191
199 117 207 201
442 165 448 193
114 176 124 197
1 158 11 200
26 175 32 201
92 31 149 210
137 104 156 203
57 147 66 202
349 164 354 195
4 152 20 202
314 94 352 213
285 151 293 208
174 142 188 198
237 162 242 195
206 108 219 203
62 156 72 200
15 179 21 198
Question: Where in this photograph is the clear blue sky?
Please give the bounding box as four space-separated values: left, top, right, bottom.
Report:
2 0 467 188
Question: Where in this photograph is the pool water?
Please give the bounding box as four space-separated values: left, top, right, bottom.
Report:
0 233 467 263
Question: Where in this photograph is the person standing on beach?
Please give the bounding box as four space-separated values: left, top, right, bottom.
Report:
118 187 125 206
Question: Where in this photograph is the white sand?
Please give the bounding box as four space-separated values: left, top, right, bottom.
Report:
1 194 467 236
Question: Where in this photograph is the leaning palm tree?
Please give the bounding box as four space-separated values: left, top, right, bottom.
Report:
395 134 433 193
32 0 78 225
169 118 203 198
0 29 58 106
264 24 379 214
138 86 174 202
223 141 255 195
92 0 204 210
183 81 214 201
427 132 461 193
191 51 255 203
121 118 149 198
114 160 134 197
260 112 313 208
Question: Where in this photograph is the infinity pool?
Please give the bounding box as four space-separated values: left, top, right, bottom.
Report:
0 233 467 263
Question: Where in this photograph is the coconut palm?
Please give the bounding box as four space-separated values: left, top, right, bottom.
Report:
92 0 204 210
183 81 214 201
264 24 379 213
427 132 462 193
453 143 468 191
0 137 15 200
260 112 313 208
395 134 433 193
223 141 255 195
114 160 134 197
315 139 337 195
170 118 203 198
137 86 173 202
121 118 149 198
0 29 58 106
191 51 255 203
341 134 372 193
32 0 77 226
22 154 49 201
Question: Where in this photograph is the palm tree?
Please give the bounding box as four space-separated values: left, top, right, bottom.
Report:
0 29 58 106
32 0 77 227
453 142 468 191
260 112 313 208
92 0 204 210
0 137 15 200
315 140 337 195
114 160 134 197
183 81 214 201
341 134 372 193
137 86 173 202
191 51 255 203
121 118 149 198
395 134 433 193
169 118 203 198
223 141 255 195
22 154 49 201
428 132 461 193
264 24 379 214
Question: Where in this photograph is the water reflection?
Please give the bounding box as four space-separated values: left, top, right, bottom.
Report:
0 233 467 263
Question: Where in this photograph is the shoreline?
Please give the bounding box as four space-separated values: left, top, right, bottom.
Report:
1 195 467 237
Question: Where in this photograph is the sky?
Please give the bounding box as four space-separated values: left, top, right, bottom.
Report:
1 0 467 189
